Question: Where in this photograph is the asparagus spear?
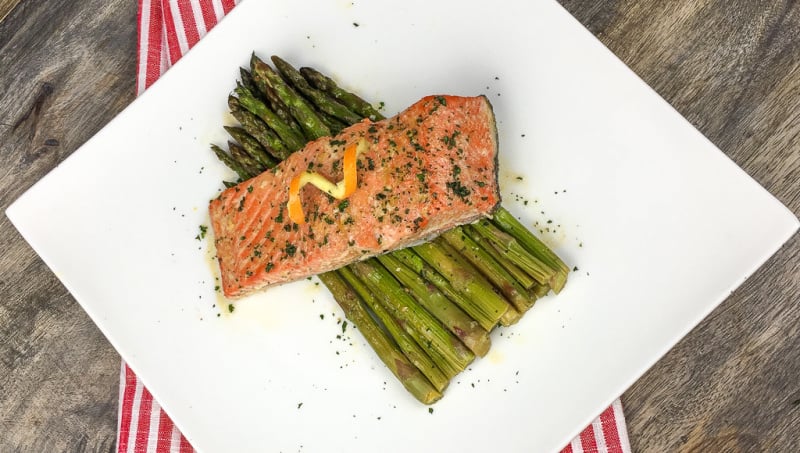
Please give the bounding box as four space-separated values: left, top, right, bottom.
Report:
227 141 262 176
234 83 307 151
498 305 523 326
392 248 500 331
319 271 442 404
532 282 551 298
337 267 449 392
252 73 307 141
440 230 535 313
377 253 491 357
412 240 510 330
250 54 331 139
491 207 569 293
272 56 363 125
210 144 253 180
472 219 557 288
228 96 291 160
300 66 384 121
462 224 537 290
224 126 279 170
349 260 474 378
239 68 264 102
316 109 348 134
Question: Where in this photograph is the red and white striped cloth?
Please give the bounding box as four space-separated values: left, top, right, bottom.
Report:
119 1 633 451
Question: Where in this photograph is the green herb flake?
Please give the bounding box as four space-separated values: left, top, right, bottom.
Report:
195 225 209 241
228 304 235 313
446 180 471 199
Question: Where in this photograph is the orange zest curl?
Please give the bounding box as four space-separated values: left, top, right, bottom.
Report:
287 139 366 225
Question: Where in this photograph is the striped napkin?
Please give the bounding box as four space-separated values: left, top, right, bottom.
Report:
119 1 633 451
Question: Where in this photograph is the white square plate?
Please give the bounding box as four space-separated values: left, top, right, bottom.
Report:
7 0 798 451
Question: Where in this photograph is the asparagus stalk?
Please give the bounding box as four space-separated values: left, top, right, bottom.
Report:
210 144 252 180
411 240 510 329
532 282 551 298
491 207 569 293
316 109 348 134
223 126 279 170
440 230 535 313
426 238 523 327
272 56 363 125
234 83 307 151
392 248 499 331
250 54 331 139
319 271 442 404
349 260 474 378
377 253 491 357
472 219 556 288
239 67 266 102
251 73 307 141
337 267 449 392
300 66 384 121
462 224 537 290
498 305 523 326
228 96 291 160
227 141 262 176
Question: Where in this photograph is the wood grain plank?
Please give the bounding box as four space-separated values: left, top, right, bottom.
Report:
0 0 135 450
0 0 21 23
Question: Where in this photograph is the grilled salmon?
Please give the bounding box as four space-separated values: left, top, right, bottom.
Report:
210 95 500 298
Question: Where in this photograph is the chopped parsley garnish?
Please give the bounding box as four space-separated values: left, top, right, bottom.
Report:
446 180 471 199
195 224 208 241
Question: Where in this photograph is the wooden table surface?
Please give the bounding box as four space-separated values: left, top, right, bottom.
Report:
1 0 798 451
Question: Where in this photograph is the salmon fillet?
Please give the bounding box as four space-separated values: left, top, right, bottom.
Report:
210 95 500 298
